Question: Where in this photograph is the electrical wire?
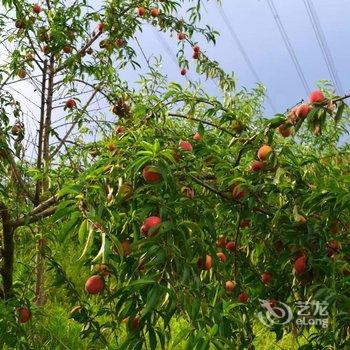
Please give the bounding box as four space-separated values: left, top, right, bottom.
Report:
303 0 343 95
266 0 311 95
216 4 277 113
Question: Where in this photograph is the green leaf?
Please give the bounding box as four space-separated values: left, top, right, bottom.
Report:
172 328 191 348
51 200 76 221
335 101 345 123
125 278 156 291
267 115 285 129
58 184 83 197
156 329 166 349
59 212 81 241
78 224 94 260
78 219 88 245
198 122 205 135
148 328 157 350
141 286 162 316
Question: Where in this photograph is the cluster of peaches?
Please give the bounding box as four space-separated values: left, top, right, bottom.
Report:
83 137 200 293
82 134 277 306
135 4 201 77
84 104 329 304
16 2 200 79
278 90 326 137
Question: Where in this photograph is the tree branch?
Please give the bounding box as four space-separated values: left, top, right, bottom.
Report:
31 195 58 216
54 31 102 74
190 175 231 200
49 89 99 159
2 146 36 204
169 113 236 137
10 206 57 228
234 133 259 167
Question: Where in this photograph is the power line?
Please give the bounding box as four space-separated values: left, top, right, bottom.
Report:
266 0 311 95
302 0 343 95
216 4 277 113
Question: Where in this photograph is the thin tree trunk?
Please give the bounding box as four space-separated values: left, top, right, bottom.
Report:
35 59 47 205
35 55 54 306
0 203 14 299
43 55 54 163
35 237 46 305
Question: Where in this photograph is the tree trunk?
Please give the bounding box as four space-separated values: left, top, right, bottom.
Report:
0 203 14 299
34 55 54 306
35 237 46 305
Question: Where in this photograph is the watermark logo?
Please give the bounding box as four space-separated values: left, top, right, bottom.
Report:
258 299 293 327
258 299 329 328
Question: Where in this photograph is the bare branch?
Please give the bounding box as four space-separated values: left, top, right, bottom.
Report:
31 195 58 216
2 146 36 204
10 206 57 228
169 112 236 137
50 89 99 159
190 175 231 200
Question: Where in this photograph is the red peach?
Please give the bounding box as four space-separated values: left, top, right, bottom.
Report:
231 184 247 201
257 145 272 160
17 307 31 323
150 8 160 17
296 103 310 118
309 90 325 103
33 3 41 14
192 51 200 59
261 272 272 284
193 132 201 141
136 7 145 16
177 32 186 40
216 252 227 263
278 123 292 137
225 280 236 292
250 160 264 172
179 140 193 152
197 254 213 270
218 235 227 248
193 44 200 53
294 256 307 275
142 165 161 183
98 22 105 32
141 216 161 237
226 241 236 251
238 292 249 303
66 98 76 109
85 275 105 294
115 125 124 134
121 240 131 256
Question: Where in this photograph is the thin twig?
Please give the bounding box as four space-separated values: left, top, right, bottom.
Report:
50 89 99 159
169 113 236 137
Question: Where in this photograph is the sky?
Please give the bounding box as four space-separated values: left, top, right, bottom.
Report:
1 0 349 155
124 0 350 115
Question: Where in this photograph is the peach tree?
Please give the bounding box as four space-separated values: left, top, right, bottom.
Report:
49 79 349 349
0 0 349 349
